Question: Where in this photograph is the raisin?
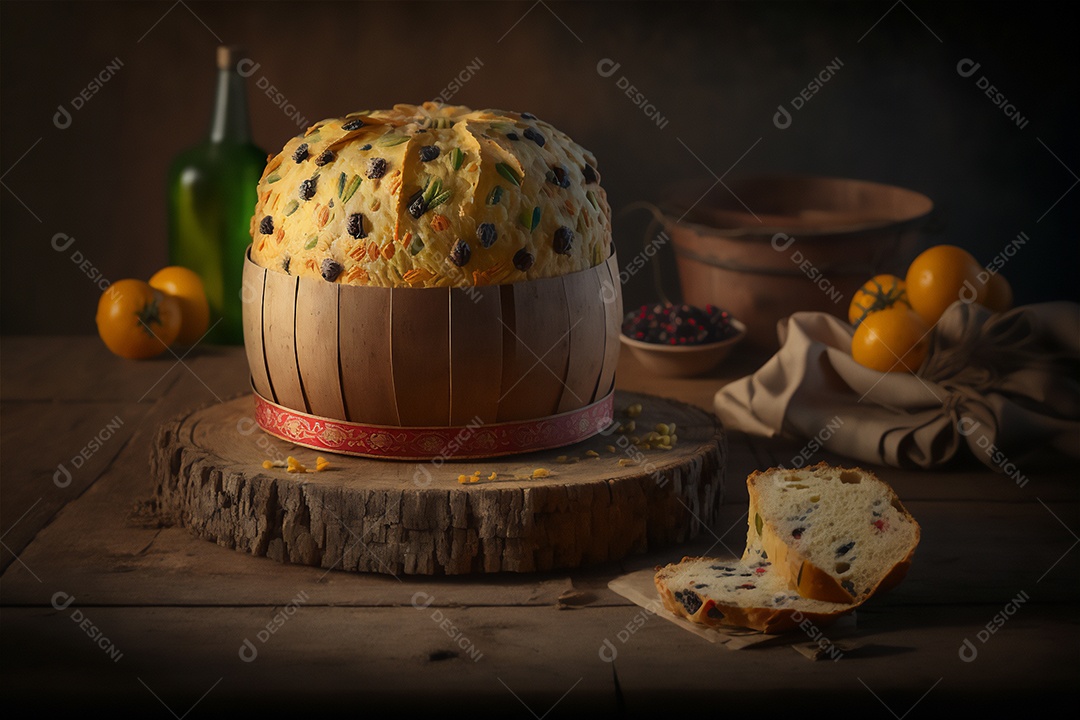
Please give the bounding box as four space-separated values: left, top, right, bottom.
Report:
553 226 574 255
842 580 857 596
836 541 856 557
694 583 707 589
546 164 570 188
523 127 545 146
583 163 598 184
418 145 440 162
315 149 335 166
366 157 388 179
298 176 318 201
736 583 755 590
506 132 519 141
360 143 372 151
476 222 497 248
407 189 427 219
342 118 365 131
513 248 534 271
320 259 343 282
520 112 537 120
449 239 471 267
282 256 291 274
675 590 702 615
792 527 804 539
707 606 724 620
293 143 309 163
346 213 366 239
258 215 274 235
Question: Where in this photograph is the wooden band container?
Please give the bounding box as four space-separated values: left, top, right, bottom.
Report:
241 248 623 456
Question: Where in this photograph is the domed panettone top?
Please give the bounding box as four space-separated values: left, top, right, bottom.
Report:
249 102 612 287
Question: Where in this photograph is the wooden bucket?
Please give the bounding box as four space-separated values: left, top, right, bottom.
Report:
666 176 933 348
241 248 623 458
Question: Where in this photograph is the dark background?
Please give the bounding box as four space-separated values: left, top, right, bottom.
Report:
2 0 1077 336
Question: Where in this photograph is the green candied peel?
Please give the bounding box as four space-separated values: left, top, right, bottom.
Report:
755 513 763 537
486 185 504 205
449 147 464 171
488 121 513 134
336 172 346 198
377 132 410 147
495 162 522 186
591 241 604 266
408 235 425 255
341 175 362 204
284 199 300 216
303 235 318 250
422 176 451 210
519 206 541 231
586 190 600 211
266 173 281 184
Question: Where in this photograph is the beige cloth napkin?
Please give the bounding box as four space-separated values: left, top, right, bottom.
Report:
715 302 1080 470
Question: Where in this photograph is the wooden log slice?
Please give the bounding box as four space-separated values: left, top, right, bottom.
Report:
152 391 725 575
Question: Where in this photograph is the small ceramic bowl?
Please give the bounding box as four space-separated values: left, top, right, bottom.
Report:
620 318 747 378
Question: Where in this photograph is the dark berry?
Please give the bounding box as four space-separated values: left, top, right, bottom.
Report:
419 145 440 162
520 112 537 120
523 127 545 146
792 528 804 539
360 143 372 151
449 239 471 267
320 259 343 282
315 149 335 166
841 580 857 596
476 222 497 248
407 189 427 219
583 163 598 184
513 248 534 271
836 541 855 557
299 176 318 201
259 215 274 235
282 256 291 274
506 132 519 141
706 606 724 620
293 143 309 163
342 118 365 131
694 583 707 589
674 590 702 615
736 583 756 590
366 157 387 179
346 213 366 239
546 164 570 188
553 226 574 255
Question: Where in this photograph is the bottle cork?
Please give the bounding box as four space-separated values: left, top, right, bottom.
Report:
216 45 245 70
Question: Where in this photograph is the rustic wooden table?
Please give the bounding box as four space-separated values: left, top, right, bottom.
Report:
2 337 1076 714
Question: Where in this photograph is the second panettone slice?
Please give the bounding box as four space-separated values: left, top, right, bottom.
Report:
746 462 921 604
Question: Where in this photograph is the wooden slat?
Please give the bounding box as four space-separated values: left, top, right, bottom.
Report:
557 270 607 413
294 280 346 420
595 251 623 400
391 287 450 426
261 271 306 412
497 276 570 422
449 285 502 425
240 259 273 400
338 287 398 426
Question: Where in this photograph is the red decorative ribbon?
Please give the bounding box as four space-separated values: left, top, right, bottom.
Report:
253 392 615 460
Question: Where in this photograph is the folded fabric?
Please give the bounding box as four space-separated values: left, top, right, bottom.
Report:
715 301 1080 470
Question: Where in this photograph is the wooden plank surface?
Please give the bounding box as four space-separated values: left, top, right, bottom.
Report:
1 336 1077 710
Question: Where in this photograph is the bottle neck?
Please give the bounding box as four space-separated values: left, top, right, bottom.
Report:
209 68 251 143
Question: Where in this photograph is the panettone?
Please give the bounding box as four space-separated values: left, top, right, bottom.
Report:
249 102 612 288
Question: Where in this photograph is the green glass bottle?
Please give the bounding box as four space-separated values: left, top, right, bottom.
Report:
167 46 266 345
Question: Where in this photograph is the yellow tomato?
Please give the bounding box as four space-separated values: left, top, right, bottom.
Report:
977 272 1013 312
851 306 930 374
96 280 181 359
848 274 911 328
149 266 210 345
905 245 983 325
